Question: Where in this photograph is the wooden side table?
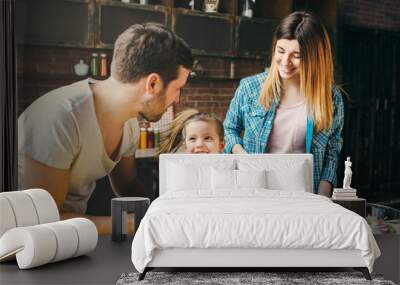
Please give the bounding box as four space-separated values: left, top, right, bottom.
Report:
332 198 366 218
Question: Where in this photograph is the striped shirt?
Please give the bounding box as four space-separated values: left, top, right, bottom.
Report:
223 72 344 193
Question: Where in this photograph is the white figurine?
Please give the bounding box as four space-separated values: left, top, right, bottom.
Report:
343 157 353 189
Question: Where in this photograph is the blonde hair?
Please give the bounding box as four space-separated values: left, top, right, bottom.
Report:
259 11 334 132
158 109 224 153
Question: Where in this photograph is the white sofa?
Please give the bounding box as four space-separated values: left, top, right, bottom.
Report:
0 189 98 269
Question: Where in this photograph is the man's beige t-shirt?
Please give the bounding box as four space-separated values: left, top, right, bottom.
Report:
18 79 139 213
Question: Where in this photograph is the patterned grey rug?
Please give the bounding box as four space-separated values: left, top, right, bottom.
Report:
116 271 396 285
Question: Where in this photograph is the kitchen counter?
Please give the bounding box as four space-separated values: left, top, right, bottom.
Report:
135 148 159 159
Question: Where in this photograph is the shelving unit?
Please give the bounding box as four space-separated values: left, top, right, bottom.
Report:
16 0 96 48
15 0 305 59
172 8 234 57
16 0 339 81
96 1 169 49
235 16 278 59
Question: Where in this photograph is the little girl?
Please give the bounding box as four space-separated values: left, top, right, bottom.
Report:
159 108 224 154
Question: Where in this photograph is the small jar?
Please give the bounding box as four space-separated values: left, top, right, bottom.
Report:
204 0 219 13
147 127 154 149
139 128 147 149
100 53 108 77
74 59 89 76
90 53 99 77
242 0 255 18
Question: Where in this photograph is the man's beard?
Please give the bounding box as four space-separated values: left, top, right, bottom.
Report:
139 111 163 122
139 91 167 122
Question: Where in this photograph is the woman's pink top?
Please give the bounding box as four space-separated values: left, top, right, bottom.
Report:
267 101 307 153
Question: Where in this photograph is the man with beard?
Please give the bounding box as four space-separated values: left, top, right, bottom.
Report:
18 23 193 234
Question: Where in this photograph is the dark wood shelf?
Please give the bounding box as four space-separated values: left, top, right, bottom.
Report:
16 0 95 48
97 1 168 49
18 73 107 81
189 75 241 81
235 16 278 59
16 0 288 59
18 72 241 82
173 7 233 18
172 8 234 57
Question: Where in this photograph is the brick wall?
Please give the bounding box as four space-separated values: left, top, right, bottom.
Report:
17 45 112 115
17 46 266 121
339 0 400 31
179 79 239 121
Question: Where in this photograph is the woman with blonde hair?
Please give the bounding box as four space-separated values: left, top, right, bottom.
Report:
223 11 344 197
159 108 224 154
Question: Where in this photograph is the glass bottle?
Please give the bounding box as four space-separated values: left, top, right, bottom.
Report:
100 53 108 77
139 127 147 149
147 127 154 149
90 53 99 77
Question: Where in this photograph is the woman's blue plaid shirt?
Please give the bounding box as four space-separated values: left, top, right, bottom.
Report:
223 72 344 193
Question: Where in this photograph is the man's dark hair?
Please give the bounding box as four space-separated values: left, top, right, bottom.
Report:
111 23 194 86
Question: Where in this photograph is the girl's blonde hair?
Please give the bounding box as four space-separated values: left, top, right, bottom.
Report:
158 108 224 153
260 11 334 132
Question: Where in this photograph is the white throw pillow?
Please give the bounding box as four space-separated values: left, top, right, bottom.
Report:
211 169 267 191
211 168 236 190
167 162 211 191
265 162 307 191
236 169 267 189
237 159 309 192
167 159 236 192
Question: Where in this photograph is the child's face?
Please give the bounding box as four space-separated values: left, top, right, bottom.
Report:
184 121 224 154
